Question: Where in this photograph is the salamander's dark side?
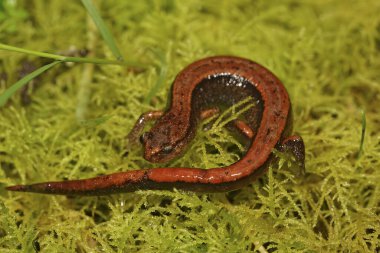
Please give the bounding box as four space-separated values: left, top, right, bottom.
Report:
6 56 305 196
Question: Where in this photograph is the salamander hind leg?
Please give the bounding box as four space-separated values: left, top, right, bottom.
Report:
230 119 254 139
200 107 255 139
278 135 305 175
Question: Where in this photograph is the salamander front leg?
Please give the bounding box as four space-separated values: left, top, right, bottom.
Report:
279 135 305 175
126 111 164 145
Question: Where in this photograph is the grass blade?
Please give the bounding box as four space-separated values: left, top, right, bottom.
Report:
0 43 145 67
144 48 170 104
0 61 60 107
81 0 124 61
144 58 167 104
357 110 366 158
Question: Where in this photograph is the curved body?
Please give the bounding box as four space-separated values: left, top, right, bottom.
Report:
7 56 304 195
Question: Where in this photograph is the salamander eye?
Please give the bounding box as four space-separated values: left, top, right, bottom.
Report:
140 132 152 144
161 145 173 154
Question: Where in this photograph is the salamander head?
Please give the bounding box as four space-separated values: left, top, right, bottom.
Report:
140 113 191 163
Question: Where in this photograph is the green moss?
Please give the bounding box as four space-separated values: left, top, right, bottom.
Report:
1 0 380 252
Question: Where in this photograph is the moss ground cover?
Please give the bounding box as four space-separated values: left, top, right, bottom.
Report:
1 0 379 252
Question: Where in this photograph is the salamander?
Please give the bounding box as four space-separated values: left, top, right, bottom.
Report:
6 56 305 195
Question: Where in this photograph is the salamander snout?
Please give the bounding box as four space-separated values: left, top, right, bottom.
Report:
140 129 181 163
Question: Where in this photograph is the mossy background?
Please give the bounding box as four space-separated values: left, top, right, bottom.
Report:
1 0 380 252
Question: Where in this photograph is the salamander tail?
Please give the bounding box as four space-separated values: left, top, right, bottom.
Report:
6 184 25 191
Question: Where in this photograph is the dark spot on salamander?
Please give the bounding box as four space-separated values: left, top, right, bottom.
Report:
143 171 149 181
163 126 171 135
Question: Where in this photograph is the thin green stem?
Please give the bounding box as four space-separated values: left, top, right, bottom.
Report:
0 43 147 68
81 0 124 61
358 110 366 158
0 61 61 107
